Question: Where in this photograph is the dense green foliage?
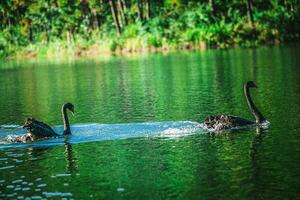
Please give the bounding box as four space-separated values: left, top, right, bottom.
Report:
0 0 299 58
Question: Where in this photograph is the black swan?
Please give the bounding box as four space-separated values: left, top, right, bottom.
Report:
12 102 74 143
203 81 266 131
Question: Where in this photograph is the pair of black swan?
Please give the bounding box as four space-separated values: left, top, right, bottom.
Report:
13 81 266 143
12 102 74 143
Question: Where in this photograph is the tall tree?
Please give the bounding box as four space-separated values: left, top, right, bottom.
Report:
145 0 150 19
109 0 121 35
117 0 127 26
80 0 91 16
209 0 216 15
121 0 127 13
137 0 143 21
246 0 254 26
91 9 99 30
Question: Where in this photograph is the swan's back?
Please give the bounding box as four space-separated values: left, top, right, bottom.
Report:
203 115 254 131
23 118 57 138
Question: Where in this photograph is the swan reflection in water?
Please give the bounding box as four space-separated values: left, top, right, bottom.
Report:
249 127 268 198
250 127 264 161
31 138 79 173
64 137 78 173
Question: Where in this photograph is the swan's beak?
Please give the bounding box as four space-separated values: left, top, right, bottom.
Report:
71 110 75 116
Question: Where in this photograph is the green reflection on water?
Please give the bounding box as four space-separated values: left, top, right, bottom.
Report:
1 45 300 199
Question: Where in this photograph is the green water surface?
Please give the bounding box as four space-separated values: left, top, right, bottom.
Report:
1 46 300 199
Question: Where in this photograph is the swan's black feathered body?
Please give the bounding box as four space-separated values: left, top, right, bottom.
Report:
203 81 266 131
23 117 58 138
204 115 254 131
11 102 74 143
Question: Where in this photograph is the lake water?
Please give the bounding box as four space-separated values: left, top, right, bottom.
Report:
1 46 300 199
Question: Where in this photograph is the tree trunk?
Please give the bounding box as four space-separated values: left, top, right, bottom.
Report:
246 0 254 27
209 0 216 15
1 12 3 26
91 9 99 31
117 0 127 26
121 0 127 13
137 0 143 21
145 0 150 19
28 20 33 42
80 0 94 32
109 0 121 35
54 0 59 8
45 25 50 42
66 31 70 45
80 0 91 16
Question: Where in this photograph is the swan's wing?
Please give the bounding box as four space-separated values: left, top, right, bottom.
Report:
203 115 254 130
203 115 234 130
23 118 57 137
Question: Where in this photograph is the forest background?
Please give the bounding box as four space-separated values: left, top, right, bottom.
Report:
0 0 299 59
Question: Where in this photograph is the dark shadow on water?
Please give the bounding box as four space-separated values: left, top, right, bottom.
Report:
248 127 266 199
64 137 78 173
249 127 264 160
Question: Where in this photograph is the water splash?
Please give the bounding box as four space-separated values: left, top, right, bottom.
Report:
0 120 270 149
0 121 204 149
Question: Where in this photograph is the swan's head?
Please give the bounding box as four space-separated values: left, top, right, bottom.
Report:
63 102 75 115
246 81 257 89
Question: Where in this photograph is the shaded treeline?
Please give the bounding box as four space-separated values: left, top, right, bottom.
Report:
0 0 299 58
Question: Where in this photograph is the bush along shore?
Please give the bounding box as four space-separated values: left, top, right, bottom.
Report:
0 1 299 59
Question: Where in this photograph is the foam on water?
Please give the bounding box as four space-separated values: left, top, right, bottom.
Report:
0 121 204 149
0 120 270 149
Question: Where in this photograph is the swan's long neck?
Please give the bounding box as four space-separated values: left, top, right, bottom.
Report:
62 105 71 135
244 85 265 123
